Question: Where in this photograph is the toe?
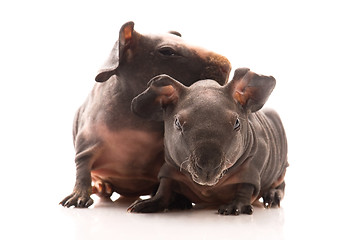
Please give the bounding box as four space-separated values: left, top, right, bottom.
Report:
263 190 275 208
241 205 253 215
59 195 72 206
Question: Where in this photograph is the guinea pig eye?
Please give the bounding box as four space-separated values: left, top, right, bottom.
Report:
233 118 241 131
158 47 178 57
175 117 182 130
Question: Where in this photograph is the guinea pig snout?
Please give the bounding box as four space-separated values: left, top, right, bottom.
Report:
189 148 225 186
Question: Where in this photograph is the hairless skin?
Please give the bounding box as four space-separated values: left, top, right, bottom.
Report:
60 21 231 208
129 68 288 215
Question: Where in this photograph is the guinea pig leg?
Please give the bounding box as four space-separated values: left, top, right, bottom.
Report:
262 181 285 208
127 177 174 213
218 183 255 215
60 143 101 208
59 157 93 208
168 193 193 210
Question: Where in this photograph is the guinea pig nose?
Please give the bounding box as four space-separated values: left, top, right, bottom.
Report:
195 162 204 171
195 153 223 172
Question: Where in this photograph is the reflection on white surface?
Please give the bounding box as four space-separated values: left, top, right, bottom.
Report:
3 191 360 240
5 197 286 240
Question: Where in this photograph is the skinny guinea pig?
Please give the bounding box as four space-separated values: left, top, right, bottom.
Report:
129 68 288 215
60 21 231 208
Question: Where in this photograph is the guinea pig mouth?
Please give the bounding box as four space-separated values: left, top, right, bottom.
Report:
190 169 227 186
186 163 227 187
179 155 229 187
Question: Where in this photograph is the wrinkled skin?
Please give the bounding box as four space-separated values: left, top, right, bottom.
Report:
129 68 288 215
60 21 231 208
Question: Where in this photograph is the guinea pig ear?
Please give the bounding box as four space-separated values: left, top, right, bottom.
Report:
95 21 135 82
168 31 182 37
131 74 185 121
227 68 276 113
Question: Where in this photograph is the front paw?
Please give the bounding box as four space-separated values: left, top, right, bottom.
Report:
127 198 167 213
168 193 193 210
218 202 253 215
59 189 93 208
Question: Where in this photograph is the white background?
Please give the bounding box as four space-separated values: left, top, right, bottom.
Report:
1 0 360 239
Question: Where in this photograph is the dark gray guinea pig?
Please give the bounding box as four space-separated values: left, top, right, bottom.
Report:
129 68 288 215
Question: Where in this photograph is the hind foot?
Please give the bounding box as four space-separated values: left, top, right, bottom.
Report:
92 181 113 198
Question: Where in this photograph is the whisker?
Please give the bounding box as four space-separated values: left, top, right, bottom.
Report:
224 157 233 168
180 158 190 172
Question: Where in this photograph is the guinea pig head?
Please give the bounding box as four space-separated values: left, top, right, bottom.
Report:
95 21 231 86
131 69 275 186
